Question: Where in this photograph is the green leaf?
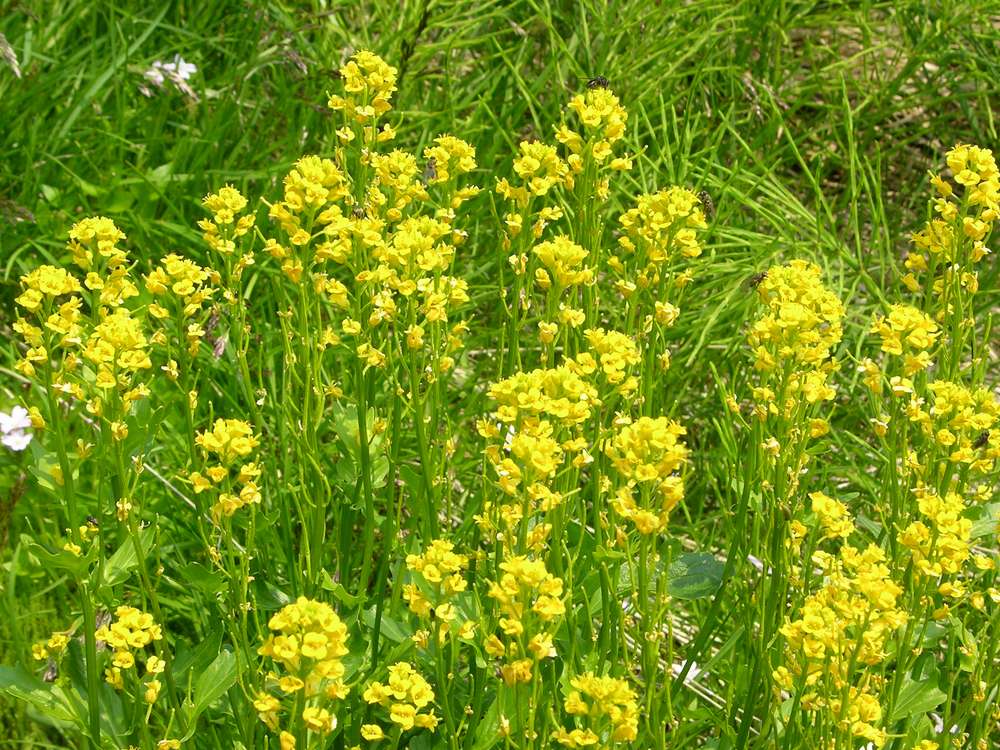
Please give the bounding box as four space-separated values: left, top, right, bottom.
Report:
19 534 89 577
667 552 724 600
890 668 947 722
968 502 1000 539
103 528 154 587
172 624 224 682
191 650 239 720
321 571 362 608
0 665 79 725
360 607 408 644
256 581 292 612
175 562 227 596
469 697 499 750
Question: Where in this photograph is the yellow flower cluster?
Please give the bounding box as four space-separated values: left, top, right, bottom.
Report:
369 150 428 222
423 134 478 185
486 556 565 685
83 308 153 393
269 156 349 253
748 260 844 373
573 328 641 395
362 662 438 737
14 217 154 431
552 672 639 747
900 488 971 580
904 144 998 295
14 265 84 378
146 255 217 320
775 544 907 748
564 88 627 150
69 216 140 308
15 265 83 312
808 491 853 540
200 185 255 261
95 606 166 702
533 235 593 289
327 50 398 126
255 597 350 737
499 141 568 204
870 303 939 375
921 381 999 472
68 215 128 269
265 55 478 386
190 419 261 520
404 540 475 643
31 631 71 662
488 366 599 427
606 416 688 534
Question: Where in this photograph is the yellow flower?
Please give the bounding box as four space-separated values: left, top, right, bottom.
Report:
328 50 398 122
364 662 437 733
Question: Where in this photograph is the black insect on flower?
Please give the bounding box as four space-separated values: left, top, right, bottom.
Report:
747 271 767 289
586 75 609 89
973 430 990 449
423 157 437 185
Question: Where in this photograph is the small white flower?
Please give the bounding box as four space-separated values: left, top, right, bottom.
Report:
159 55 197 82
141 55 198 99
502 425 515 452
0 406 33 451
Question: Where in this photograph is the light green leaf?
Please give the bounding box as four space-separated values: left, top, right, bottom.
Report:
890 670 947 722
0 665 79 725
668 552 725 600
103 528 154 587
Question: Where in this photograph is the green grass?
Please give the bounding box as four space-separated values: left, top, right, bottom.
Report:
2 1 999 747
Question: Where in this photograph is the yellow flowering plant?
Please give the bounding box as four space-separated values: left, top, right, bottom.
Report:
4 43 1000 750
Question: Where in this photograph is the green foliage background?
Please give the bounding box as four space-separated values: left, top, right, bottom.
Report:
2 0 999 745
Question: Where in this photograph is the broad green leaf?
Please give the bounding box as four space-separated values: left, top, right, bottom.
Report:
361 607 408 643
103 528 154 587
668 552 725 600
19 534 89 577
0 665 79 724
469 697 499 750
175 562 227 596
192 650 239 718
172 624 224 682
890 670 947 722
